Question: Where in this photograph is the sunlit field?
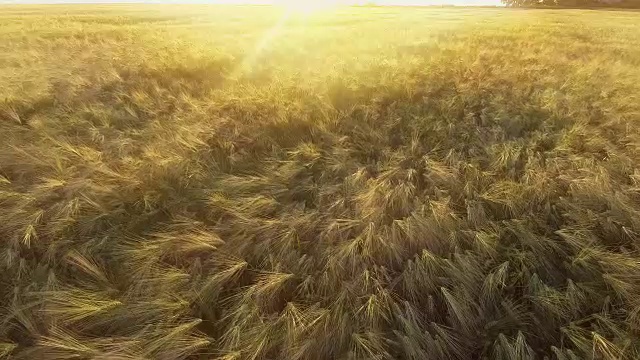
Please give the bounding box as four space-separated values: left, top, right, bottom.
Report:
1 4 640 359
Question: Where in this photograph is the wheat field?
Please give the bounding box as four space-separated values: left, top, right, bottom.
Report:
1 5 640 359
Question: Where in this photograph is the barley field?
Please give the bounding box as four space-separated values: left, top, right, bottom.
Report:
1 5 640 359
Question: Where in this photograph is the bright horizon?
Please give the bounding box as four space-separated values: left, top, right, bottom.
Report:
0 0 505 6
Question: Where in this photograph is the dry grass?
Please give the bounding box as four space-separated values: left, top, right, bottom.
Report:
1 4 640 359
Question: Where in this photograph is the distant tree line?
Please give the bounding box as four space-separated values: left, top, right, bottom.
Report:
503 0 640 7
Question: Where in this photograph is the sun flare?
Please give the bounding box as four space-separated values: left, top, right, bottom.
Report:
276 0 350 14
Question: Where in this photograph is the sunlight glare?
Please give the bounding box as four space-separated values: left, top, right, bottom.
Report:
276 0 348 14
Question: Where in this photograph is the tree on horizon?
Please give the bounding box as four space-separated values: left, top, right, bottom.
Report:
502 0 637 7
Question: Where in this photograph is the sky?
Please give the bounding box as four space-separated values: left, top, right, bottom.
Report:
0 0 504 5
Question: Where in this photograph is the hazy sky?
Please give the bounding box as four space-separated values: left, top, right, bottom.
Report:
0 0 504 5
